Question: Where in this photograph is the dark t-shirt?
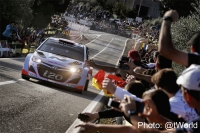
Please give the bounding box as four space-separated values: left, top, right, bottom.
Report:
176 116 200 133
188 53 200 66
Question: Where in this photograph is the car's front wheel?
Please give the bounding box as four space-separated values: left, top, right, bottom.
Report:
21 74 30 80
83 79 89 91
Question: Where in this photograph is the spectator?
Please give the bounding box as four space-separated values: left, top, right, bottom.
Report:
79 81 146 124
37 28 45 43
75 89 185 133
19 29 26 49
128 50 149 69
142 89 185 123
2 21 18 43
120 64 200 133
124 54 172 84
151 68 198 122
158 10 200 67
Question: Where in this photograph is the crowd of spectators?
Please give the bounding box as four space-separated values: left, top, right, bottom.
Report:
64 2 149 38
74 10 200 133
64 2 160 40
1 21 45 51
1 16 70 54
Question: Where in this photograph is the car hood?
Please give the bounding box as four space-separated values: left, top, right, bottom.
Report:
35 51 84 68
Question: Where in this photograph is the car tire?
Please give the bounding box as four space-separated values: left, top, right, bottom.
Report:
83 79 89 91
21 74 30 80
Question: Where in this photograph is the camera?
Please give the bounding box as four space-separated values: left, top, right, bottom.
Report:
107 98 121 109
107 98 144 113
78 113 89 121
118 56 130 70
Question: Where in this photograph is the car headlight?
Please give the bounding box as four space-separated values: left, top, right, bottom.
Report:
70 67 82 73
32 56 42 63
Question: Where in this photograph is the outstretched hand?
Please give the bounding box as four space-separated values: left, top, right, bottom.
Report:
79 112 99 123
75 123 97 133
102 78 117 94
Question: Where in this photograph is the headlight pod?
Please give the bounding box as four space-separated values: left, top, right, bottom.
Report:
70 67 82 73
32 56 42 63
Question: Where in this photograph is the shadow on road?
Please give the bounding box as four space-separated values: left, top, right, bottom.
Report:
26 78 105 104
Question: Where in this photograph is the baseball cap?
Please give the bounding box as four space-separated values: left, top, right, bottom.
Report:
176 64 200 91
128 50 141 61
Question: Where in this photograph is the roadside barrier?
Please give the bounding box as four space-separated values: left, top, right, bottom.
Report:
0 40 12 57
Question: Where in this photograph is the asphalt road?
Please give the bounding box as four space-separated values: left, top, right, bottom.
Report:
0 30 129 133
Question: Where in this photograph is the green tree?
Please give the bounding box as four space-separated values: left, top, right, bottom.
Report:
31 0 71 28
112 2 127 18
160 0 196 17
0 0 34 35
126 9 137 18
168 0 200 74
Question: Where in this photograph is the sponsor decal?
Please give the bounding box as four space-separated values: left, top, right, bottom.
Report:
43 70 63 81
29 72 36 77
66 84 76 88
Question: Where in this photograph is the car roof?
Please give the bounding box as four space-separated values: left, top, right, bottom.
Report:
48 37 85 48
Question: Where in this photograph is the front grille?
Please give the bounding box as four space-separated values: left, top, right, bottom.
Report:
37 64 71 82
68 77 81 84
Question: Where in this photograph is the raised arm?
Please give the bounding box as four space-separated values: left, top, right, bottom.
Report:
158 10 189 67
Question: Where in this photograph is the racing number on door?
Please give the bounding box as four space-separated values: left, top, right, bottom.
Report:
43 70 63 81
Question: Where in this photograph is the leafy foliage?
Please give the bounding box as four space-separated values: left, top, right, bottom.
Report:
169 0 200 74
0 0 34 26
112 2 127 18
31 0 70 28
146 0 200 74
0 0 71 33
143 18 162 27
160 0 196 17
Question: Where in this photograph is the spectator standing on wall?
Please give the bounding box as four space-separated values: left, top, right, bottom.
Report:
2 21 18 43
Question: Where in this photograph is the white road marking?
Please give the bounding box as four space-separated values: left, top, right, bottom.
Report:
0 79 25 86
85 35 101 46
117 39 129 64
18 79 26 81
66 37 129 133
90 38 114 59
0 80 17 86
65 91 104 133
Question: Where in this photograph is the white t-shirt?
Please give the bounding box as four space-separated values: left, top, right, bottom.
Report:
170 89 199 122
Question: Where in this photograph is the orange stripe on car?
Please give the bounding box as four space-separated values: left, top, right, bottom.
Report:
22 69 28 75
76 86 83 90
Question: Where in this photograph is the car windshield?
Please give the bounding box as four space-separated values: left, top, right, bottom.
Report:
38 39 84 61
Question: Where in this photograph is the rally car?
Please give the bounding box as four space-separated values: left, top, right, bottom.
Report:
21 37 92 92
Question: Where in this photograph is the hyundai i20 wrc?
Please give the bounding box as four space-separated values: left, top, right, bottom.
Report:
21 37 92 92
